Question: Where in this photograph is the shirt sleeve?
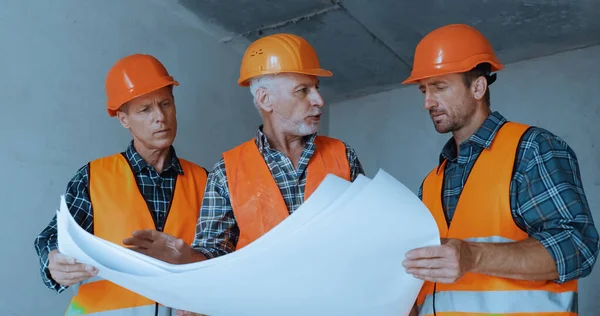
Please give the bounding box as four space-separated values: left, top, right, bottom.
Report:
33 164 95 293
344 142 366 181
511 127 599 283
191 158 239 259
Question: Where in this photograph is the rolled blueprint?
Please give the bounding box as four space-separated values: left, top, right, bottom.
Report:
58 169 440 316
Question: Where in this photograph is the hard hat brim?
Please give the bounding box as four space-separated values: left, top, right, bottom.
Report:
107 78 179 117
238 68 333 87
402 55 504 85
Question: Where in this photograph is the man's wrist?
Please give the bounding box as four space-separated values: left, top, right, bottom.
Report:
181 248 207 264
465 241 483 274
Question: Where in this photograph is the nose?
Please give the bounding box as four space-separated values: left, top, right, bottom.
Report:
155 105 166 122
310 89 325 108
424 90 437 111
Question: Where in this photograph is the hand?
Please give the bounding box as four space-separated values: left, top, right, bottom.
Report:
122 229 194 264
175 310 207 316
48 249 98 286
402 238 475 283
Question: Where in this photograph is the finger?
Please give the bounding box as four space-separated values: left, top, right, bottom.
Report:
51 269 94 285
402 258 445 269
51 262 96 274
61 270 97 281
122 237 154 249
405 246 444 259
56 274 95 287
52 252 77 265
131 229 160 240
411 273 456 284
407 267 457 279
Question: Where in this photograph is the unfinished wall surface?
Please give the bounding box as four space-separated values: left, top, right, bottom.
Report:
328 45 600 315
0 1 265 315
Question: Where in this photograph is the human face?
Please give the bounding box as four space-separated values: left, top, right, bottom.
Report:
267 73 325 136
418 73 477 134
117 86 177 151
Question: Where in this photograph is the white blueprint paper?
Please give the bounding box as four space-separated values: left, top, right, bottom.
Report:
58 169 440 316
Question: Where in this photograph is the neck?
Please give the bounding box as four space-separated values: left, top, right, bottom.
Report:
452 104 491 149
133 141 171 173
262 122 307 168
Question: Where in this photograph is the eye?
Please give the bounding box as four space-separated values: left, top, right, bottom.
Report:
138 107 149 113
297 88 308 94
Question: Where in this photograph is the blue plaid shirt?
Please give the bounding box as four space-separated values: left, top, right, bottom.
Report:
33 141 185 293
418 111 599 283
192 127 365 259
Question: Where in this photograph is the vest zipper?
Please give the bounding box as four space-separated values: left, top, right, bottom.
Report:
121 152 171 316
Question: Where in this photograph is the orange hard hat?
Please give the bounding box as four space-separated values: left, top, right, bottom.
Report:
402 24 503 84
237 33 332 86
105 54 179 116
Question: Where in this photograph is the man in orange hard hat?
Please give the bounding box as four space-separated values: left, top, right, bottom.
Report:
122 33 365 316
400 23 599 315
33 54 209 315
193 32 365 256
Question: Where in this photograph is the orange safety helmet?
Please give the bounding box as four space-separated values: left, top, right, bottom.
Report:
402 24 503 85
105 54 179 117
237 33 332 86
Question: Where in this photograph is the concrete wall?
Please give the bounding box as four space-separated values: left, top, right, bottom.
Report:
328 45 600 315
2 0 595 314
0 1 264 315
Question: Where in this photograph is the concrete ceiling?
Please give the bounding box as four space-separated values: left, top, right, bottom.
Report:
179 0 600 103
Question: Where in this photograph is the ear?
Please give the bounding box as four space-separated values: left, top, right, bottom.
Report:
255 88 273 113
472 76 488 101
116 110 130 129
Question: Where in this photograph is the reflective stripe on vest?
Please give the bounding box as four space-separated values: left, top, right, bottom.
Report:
222 135 351 250
70 306 173 316
418 122 578 315
464 236 515 243
67 303 172 316
65 154 207 315
418 290 577 315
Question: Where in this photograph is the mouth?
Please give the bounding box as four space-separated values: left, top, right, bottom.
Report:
430 112 445 120
154 128 170 135
308 113 321 120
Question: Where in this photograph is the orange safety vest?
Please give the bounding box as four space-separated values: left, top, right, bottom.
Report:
65 153 207 315
222 135 351 250
417 122 578 315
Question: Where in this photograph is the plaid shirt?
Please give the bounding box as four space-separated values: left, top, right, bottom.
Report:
418 111 599 283
33 141 184 293
192 127 365 259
